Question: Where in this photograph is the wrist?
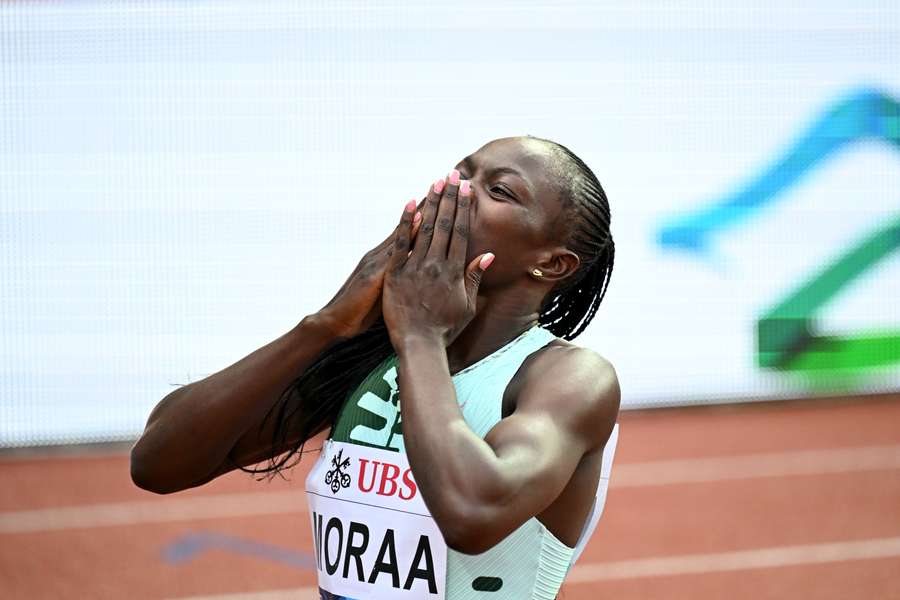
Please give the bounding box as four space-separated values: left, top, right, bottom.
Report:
392 328 446 355
302 311 353 341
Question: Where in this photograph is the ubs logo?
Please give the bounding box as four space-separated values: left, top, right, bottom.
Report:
324 449 352 494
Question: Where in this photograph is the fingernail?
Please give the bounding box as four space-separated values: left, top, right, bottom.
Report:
433 178 445 194
405 199 416 212
460 180 470 196
414 211 422 224
449 169 460 185
480 253 495 270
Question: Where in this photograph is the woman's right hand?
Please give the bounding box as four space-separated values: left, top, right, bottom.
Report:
316 190 430 339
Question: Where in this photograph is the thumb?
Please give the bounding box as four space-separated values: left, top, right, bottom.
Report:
465 252 494 301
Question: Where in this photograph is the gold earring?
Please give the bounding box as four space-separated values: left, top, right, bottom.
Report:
532 268 543 277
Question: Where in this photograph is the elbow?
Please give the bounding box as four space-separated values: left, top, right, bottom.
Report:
435 472 516 555
130 451 166 494
437 503 503 555
444 531 496 556
129 442 178 495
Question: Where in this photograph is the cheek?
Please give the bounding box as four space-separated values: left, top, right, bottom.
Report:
465 205 528 269
465 233 486 268
465 205 500 263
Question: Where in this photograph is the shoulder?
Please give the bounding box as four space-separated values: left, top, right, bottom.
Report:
513 339 620 450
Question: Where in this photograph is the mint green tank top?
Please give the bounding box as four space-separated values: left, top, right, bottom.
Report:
307 324 619 599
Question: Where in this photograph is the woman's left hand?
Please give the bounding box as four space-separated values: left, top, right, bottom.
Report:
382 169 496 350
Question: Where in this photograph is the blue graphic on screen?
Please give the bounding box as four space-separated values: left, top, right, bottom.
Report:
657 87 900 255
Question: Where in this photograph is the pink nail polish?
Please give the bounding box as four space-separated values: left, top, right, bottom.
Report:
449 169 460 185
433 178 445 194
460 180 470 196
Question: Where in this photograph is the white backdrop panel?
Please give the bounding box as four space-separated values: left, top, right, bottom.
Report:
1 1 898 446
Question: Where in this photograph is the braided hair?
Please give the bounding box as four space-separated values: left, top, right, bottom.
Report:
526 135 615 340
234 136 615 479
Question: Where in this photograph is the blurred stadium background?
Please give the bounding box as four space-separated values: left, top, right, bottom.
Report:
1 1 898 598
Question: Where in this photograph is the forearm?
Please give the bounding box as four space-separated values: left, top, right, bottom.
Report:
131 312 344 491
395 336 504 530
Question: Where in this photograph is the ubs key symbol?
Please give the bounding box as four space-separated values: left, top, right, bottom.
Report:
324 449 352 494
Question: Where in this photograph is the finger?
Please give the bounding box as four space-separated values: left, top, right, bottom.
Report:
448 179 471 267
408 211 422 256
426 168 460 262
387 199 417 272
380 197 425 252
410 177 445 262
465 252 494 305
411 195 425 240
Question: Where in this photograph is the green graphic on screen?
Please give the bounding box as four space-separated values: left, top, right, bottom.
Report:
658 87 900 377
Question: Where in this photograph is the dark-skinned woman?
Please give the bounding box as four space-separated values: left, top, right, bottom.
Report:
132 136 620 600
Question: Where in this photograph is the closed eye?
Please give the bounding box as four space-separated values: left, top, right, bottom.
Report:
457 170 517 202
492 186 515 200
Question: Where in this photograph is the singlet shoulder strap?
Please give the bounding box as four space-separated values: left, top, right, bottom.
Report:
450 324 557 381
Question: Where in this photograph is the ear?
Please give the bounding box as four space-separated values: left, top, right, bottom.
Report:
532 248 580 285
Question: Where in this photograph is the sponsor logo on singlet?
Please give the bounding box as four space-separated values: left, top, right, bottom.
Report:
358 456 418 500
322 445 419 501
324 449 352 495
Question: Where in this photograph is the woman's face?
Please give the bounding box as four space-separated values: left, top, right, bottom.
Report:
451 136 569 291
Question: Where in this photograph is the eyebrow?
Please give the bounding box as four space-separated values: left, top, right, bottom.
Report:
458 155 533 202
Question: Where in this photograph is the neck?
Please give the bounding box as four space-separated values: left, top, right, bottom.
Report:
445 290 541 376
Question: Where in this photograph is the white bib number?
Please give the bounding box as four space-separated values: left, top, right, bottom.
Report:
305 440 447 599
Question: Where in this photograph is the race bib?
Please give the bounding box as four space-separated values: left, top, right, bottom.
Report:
305 439 448 600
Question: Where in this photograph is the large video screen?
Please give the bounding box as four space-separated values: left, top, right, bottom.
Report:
2 1 898 446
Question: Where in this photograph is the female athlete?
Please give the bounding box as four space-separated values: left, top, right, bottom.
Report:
131 135 621 600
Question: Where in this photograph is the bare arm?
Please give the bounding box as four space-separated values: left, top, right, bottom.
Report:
129 312 345 494
396 337 619 554
131 195 427 495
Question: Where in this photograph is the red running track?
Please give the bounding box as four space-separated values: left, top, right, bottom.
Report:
2 393 899 599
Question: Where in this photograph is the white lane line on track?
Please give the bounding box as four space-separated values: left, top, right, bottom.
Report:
165 589 317 600
2 444 899 534
0 490 306 533
162 537 900 598
612 444 900 487
565 536 900 582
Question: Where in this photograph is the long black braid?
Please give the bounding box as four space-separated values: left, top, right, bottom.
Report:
232 136 615 479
